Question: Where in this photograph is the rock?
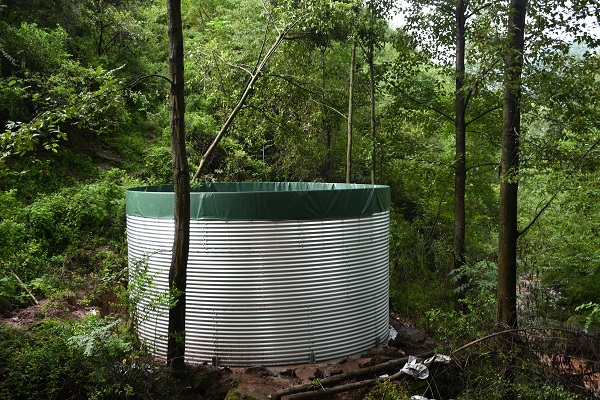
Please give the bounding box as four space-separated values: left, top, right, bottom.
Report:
224 388 241 400
389 315 437 354
323 365 343 377
361 354 391 367
383 346 405 358
357 358 373 368
294 365 322 382
244 366 273 376
339 359 361 374
367 348 384 356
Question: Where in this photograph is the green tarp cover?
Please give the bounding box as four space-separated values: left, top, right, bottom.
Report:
126 182 390 220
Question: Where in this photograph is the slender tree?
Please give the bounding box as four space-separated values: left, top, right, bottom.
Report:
346 40 356 183
166 0 190 369
365 1 378 184
497 0 527 329
453 0 468 310
356 0 393 185
401 0 499 308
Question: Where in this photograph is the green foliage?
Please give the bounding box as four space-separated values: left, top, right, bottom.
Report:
364 380 410 400
69 314 131 358
0 317 176 400
23 176 125 251
389 212 441 316
425 295 496 347
450 260 498 297
1 63 131 176
0 170 128 313
0 22 70 72
575 302 600 333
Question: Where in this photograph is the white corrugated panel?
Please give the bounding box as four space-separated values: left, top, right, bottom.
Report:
127 211 389 366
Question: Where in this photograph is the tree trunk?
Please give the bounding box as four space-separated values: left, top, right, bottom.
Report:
453 1 468 311
166 0 190 369
321 46 332 180
369 44 376 185
346 41 356 184
497 0 527 330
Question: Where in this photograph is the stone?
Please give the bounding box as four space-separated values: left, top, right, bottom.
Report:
322 365 343 377
339 359 361 374
294 365 322 382
357 358 373 368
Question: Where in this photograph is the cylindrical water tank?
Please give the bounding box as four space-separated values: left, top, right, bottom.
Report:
126 182 390 366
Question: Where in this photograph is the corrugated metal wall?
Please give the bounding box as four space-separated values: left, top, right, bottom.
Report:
127 211 390 366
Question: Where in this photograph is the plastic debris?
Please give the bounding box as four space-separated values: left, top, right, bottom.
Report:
410 396 434 400
401 354 451 380
389 325 398 340
424 354 451 366
401 356 430 379
379 374 389 378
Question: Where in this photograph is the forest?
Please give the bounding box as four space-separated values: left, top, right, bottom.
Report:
0 0 599 398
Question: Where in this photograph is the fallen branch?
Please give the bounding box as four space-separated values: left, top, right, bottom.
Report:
450 326 600 357
9 268 38 305
449 328 528 356
273 350 434 400
281 369 405 400
191 15 305 181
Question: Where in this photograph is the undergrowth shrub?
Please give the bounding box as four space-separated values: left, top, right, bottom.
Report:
389 210 451 320
0 315 177 400
424 295 496 347
428 339 591 400
364 380 411 400
0 169 133 314
575 302 600 333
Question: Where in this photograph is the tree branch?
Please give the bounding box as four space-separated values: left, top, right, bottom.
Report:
268 73 347 119
466 2 494 20
391 85 454 122
465 162 498 173
255 9 271 68
126 74 173 89
10 268 38 305
192 17 303 181
273 350 435 400
425 191 446 245
465 104 501 126
464 58 502 125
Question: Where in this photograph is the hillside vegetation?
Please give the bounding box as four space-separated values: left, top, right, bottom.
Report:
0 0 599 398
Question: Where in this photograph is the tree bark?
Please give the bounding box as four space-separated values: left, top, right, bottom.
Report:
368 45 376 184
453 0 468 311
321 46 332 180
166 0 190 370
497 0 527 329
346 41 356 184
367 2 377 185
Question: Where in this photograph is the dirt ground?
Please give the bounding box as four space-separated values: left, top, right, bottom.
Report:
177 313 439 400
